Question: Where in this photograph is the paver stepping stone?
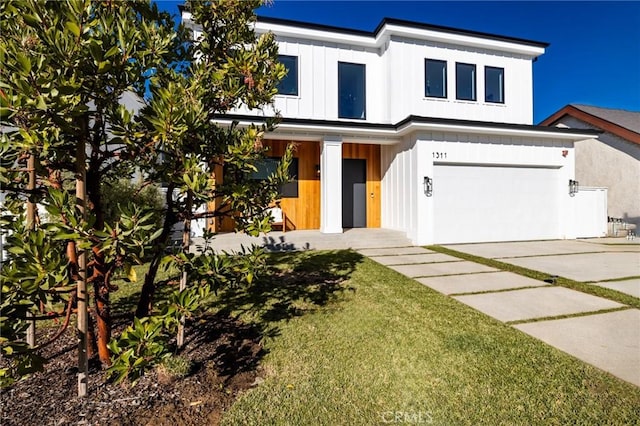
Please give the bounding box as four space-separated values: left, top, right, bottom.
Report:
358 247 432 256
504 252 640 282
515 309 640 387
454 287 624 322
416 271 548 295
371 253 460 266
388 261 497 278
593 279 640 299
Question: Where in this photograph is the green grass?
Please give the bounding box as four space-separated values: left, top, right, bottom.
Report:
220 251 640 425
428 245 640 310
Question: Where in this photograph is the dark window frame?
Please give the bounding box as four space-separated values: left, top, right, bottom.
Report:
338 61 367 120
252 157 299 198
485 66 505 104
456 62 477 101
424 59 448 98
276 55 299 96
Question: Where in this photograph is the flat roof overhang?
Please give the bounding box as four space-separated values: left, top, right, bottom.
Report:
214 114 601 144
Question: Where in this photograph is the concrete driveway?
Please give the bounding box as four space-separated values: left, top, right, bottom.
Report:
364 239 640 387
445 239 640 282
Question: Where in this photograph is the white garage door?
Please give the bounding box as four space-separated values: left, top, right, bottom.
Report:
433 164 561 244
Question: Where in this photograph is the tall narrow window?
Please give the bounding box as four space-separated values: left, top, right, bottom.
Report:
456 62 476 101
425 59 447 98
338 62 366 119
485 66 504 103
277 55 298 96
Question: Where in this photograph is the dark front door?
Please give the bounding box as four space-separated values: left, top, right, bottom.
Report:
342 159 367 228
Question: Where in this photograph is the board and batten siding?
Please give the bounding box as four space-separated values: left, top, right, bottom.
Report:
381 135 420 242
235 37 386 123
386 37 533 125
382 132 578 245
235 36 534 126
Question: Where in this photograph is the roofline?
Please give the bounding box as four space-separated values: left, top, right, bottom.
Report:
215 114 599 142
540 105 640 145
180 7 546 57
256 16 549 49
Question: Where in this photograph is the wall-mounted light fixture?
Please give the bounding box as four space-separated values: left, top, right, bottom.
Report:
569 179 579 196
315 164 321 178
424 176 433 197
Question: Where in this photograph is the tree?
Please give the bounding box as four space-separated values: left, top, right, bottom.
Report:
0 0 290 387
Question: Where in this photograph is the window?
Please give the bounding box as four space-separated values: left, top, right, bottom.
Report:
253 157 299 198
456 62 476 101
277 55 298 96
485 66 504 103
425 59 447 98
338 62 366 119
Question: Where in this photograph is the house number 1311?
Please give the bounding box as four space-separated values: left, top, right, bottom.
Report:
432 152 447 159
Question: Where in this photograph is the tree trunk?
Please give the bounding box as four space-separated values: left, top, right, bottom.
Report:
135 184 177 318
85 127 111 365
177 192 192 349
76 134 89 397
93 286 111 365
26 154 36 347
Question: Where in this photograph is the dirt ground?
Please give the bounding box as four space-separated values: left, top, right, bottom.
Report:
1 313 264 426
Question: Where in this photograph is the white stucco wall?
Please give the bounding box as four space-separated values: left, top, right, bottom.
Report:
556 116 640 230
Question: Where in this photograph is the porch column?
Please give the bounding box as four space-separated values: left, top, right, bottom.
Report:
320 137 343 233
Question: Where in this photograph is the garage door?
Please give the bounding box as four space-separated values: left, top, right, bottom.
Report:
433 164 560 244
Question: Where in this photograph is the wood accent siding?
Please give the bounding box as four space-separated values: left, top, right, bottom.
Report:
343 143 381 228
209 140 381 232
264 140 321 230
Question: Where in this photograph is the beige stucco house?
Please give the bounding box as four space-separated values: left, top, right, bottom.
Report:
541 104 640 233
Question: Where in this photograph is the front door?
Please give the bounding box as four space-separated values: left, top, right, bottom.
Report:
342 159 367 228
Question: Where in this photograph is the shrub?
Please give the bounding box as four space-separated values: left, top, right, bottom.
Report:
101 179 164 229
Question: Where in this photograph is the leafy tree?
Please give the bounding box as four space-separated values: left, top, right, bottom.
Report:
0 0 290 386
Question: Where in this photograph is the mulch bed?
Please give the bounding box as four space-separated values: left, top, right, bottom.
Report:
1 313 265 426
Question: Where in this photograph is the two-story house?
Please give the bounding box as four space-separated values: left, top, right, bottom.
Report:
182 11 598 245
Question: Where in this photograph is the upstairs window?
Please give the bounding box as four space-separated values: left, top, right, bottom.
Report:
485 66 504 103
456 62 476 101
277 55 298 96
338 62 366 119
425 59 447 98
253 157 299 198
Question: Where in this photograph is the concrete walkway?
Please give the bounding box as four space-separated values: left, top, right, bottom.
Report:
362 244 640 387
194 228 412 253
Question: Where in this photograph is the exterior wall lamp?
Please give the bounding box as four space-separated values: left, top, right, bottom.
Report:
569 179 579 197
424 176 433 197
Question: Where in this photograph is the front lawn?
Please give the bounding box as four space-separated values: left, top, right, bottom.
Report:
220 250 640 425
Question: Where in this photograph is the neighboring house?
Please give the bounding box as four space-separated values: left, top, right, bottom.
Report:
541 104 640 234
182 11 598 245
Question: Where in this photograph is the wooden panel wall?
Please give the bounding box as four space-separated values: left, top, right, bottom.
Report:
264 140 321 230
343 143 381 228
210 140 380 232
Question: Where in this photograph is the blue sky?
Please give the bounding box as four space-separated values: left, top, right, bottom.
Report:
156 1 640 123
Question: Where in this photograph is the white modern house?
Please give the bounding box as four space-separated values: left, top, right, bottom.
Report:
182 11 600 245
